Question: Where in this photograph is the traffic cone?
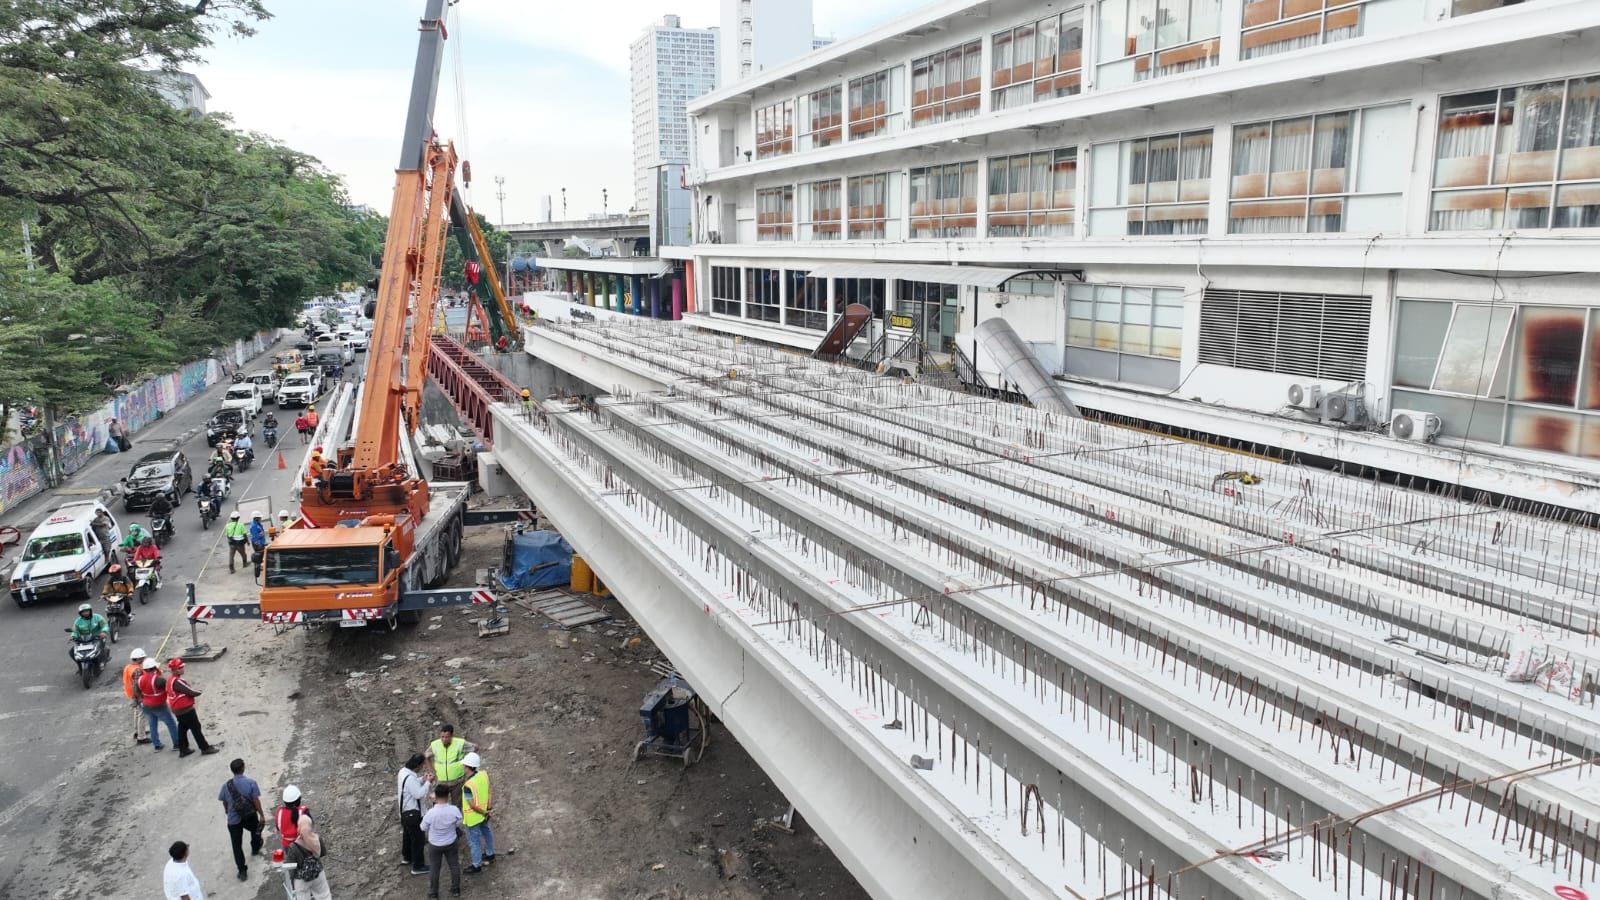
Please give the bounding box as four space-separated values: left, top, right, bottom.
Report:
276 451 287 470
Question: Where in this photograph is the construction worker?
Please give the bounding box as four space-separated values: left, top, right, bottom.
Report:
307 450 326 484
425 723 477 807
165 658 219 757
138 657 180 751
123 647 150 744
276 509 295 533
305 406 319 432
460 752 495 872
223 512 250 574
520 388 533 421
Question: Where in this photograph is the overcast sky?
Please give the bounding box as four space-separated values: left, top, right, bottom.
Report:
193 0 927 226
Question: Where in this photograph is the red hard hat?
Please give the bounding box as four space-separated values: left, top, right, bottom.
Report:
167 658 184 671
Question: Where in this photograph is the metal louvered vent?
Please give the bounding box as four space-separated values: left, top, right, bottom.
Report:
1198 289 1370 381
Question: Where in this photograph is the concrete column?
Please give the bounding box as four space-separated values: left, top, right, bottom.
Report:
672 275 683 320
631 276 644 316
614 275 625 313
827 276 837 318
564 270 573 298
583 273 594 307
779 268 790 326
738 266 748 320
649 278 661 319
684 259 696 314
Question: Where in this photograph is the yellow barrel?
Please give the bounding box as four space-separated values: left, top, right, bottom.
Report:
570 555 593 592
592 575 612 598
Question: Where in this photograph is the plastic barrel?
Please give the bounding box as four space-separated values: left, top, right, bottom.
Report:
592 575 612 598
570 555 593 592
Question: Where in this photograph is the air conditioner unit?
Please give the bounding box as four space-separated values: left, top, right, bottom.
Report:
1286 383 1323 410
1389 409 1443 443
1320 392 1367 425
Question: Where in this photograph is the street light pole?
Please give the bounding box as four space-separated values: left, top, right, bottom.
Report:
561 188 567 220
494 176 506 227
602 188 608 217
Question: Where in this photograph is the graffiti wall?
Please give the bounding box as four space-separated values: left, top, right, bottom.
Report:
0 331 278 517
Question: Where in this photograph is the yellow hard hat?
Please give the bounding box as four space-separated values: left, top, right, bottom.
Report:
520 389 531 398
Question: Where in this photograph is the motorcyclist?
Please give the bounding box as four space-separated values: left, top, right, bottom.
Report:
148 493 175 536
120 523 146 552
69 602 111 658
234 432 255 465
104 562 135 595
209 453 233 481
262 413 280 446
131 536 162 589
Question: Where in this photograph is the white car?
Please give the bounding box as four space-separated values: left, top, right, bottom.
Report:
278 371 321 408
9 501 121 607
221 383 263 418
347 332 368 352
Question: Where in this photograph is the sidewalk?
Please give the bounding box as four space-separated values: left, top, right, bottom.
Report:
0 338 280 575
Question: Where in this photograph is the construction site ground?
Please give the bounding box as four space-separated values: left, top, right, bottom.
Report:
285 523 868 900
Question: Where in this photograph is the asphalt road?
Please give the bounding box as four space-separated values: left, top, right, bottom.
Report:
0 347 362 895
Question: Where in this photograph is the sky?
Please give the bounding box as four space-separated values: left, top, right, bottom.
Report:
193 0 928 226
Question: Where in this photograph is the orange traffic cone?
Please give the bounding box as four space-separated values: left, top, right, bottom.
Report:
276 451 287 470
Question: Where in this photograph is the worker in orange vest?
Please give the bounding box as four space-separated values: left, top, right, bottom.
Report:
307 450 326 483
305 406 319 431
123 647 150 744
136 658 180 751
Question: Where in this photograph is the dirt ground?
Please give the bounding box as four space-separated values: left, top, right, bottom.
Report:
268 523 868 900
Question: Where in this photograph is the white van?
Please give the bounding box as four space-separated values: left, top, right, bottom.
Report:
8 501 121 607
221 383 263 417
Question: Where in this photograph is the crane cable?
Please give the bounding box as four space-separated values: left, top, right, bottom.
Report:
447 1 473 202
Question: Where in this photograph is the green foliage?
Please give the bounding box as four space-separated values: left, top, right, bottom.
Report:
0 0 378 419
441 210 508 292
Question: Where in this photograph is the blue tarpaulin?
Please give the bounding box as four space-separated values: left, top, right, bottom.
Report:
499 530 573 590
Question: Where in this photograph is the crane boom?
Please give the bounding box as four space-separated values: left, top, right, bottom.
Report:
449 193 519 348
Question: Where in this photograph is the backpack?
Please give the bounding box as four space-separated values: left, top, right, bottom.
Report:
226 779 254 820
286 842 323 882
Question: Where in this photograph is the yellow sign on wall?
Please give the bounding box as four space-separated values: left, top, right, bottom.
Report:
889 314 915 329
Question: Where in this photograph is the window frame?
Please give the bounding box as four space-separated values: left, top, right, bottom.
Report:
991 7 1086 111
848 66 904 140
909 160 980 239
1100 0 1223 82
912 39 982 126
1091 129 1214 237
754 98 796 160
847 172 899 240
988 147 1078 237
801 85 844 150
1240 0 1373 60
799 178 843 241
709 265 741 317
756 185 795 242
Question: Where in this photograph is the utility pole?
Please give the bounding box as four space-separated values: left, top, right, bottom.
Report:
602 188 609 217
494 175 506 227
561 188 567 220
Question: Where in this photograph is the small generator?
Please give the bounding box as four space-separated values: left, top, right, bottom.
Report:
632 677 705 766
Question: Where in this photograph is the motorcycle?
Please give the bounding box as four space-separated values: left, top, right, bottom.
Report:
198 495 219 529
263 426 279 448
66 631 110 689
231 370 246 383
151 516 173 548
236 446 255 471
103 583 133 630
133 559 160 604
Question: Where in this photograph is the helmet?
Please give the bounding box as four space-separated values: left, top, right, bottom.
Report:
230 512 241 519
142 657 158 669
278 510 290 519
462 752 482 769
282 785 302 803
141 536 154 546
311 451 321 459
107 564 122 574
78 602 93 613
130 647 145 659
129 524 143 535
520 389 531 398
252 511 263 520
309 405 315 411
167 658 184 671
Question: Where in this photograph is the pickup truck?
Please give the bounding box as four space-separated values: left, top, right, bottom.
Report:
244 370 278 405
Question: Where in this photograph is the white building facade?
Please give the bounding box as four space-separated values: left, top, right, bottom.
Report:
721 0 818 86
630 15 720 215
682 0 1600 504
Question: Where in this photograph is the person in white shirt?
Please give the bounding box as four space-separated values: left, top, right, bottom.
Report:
420 784 464 899
397 753 432 876
163 841 206 900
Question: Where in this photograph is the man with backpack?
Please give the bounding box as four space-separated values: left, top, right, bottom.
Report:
218 758 265 881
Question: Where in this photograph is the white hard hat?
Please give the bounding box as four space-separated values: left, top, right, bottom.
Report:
278 510 290 518
131 648 146 659
283 785 302 803
252 511 263 519
462 752 481 769
230 511 241 519
142 657 158 669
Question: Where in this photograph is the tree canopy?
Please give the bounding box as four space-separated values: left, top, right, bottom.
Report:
0 0 377 421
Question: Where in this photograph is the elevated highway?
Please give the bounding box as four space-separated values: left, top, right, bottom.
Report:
475 316 1600 900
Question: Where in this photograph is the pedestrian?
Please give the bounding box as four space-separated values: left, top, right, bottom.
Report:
137 657 180 752
218 758 265 881
123 647 150 745
92 509 118 564
166 658 220 757
421 784 463 899
282 795 332 900
248 512 269 582
398 753 432 876
460 752 495 873
163 840 206 900
224 512 250 573
295 412 310 445
109 417 130 451
425 723 477 806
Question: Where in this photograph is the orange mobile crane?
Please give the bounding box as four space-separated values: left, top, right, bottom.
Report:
189 1 526 629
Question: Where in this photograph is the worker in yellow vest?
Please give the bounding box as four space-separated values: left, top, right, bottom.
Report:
460 752 495 872
425 723 476 806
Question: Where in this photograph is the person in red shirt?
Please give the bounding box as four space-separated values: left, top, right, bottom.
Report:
165 658 219 757
131 536 162 589
294 413 310 445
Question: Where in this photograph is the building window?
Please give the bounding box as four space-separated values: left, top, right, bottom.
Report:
988 148 1077 237
755 98 795 160
1241 0 1378 59
1229 104 1408 234
745 268 781 322
835 277 887 318
910 161 979 238
1090 131 1212 236
1450 0 1530 14
1198 288 1370 381
785 270 830 330
799 179 842 241
1064 283 1183 388
848 66 904 140
802 85 843 149
757 186 795 241
912 40 981 126
1391 299 1600 457
1431 76 1600 231
846 173 900 240
1096 0 1222 88
710 265 740 317
992 8 1085 111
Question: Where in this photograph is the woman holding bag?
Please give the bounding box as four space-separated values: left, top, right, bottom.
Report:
281 789 333 900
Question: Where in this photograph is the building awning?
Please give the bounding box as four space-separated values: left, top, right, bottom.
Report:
803 262 1033 290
